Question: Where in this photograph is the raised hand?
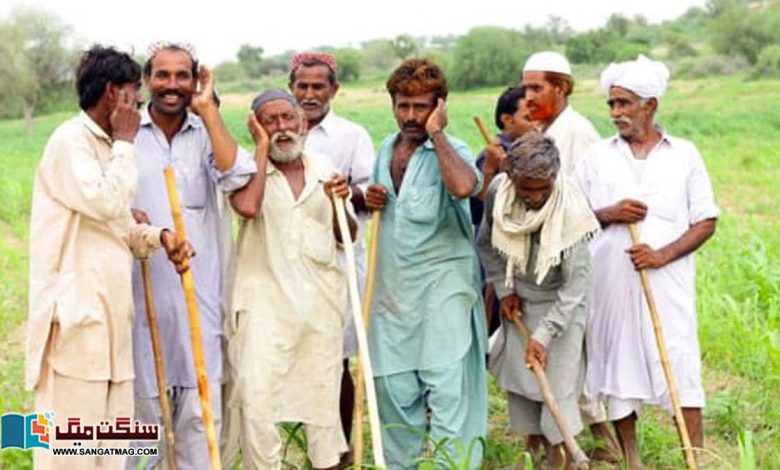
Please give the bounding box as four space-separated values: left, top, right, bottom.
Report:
190 65 216 115
247 112 270 149
425 98 448 136
110 89 141 143
483 139 507 174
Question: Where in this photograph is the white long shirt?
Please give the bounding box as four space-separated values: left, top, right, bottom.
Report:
574 131 719 409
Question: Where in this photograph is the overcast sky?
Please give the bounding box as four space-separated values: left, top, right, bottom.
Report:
1 0 707 64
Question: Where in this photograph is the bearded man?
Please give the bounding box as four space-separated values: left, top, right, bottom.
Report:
226 89 357 470
288 53 375 456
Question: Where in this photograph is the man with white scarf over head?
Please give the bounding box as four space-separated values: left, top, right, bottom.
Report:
477 132 599 468
574 55 718 469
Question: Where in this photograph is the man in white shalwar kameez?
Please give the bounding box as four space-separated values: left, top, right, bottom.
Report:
226 89 357 470
575 55 719 469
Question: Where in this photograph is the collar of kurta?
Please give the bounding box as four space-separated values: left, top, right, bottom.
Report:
139 107 202 132
78 111 112 144
265 151 311 175
544 104 572 135
391 131 438 151
610 126 672 150
310 109 336 135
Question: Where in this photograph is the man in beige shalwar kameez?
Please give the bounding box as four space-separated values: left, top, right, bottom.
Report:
226 89 356 470
26 46 188 470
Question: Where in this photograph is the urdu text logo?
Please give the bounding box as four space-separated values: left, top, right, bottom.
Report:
1 411 53 451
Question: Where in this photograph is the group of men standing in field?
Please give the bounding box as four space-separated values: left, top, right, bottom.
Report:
26 41 718 470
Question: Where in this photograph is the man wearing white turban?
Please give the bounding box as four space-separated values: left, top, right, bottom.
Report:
521 51 621 463
575 55 719 469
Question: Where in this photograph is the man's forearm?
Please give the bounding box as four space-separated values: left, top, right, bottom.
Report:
229 149 267 218
658 218 717 265
199 105 238 172
431 132 477 198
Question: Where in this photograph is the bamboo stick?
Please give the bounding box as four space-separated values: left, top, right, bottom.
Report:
628 223 697 469
163 167 221 470
333 198 385 468
352 210 381 469
140 259 177 470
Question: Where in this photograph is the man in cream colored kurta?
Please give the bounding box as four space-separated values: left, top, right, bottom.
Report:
26 46 186 470
227 89 356 470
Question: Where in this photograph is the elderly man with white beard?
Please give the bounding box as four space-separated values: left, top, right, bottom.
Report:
225 89 358 470
575 55 719 469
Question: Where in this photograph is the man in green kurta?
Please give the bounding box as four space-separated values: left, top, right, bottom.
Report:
477 132 599 467
364 58 487 469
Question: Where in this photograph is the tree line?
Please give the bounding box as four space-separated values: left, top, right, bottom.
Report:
2 0 780 124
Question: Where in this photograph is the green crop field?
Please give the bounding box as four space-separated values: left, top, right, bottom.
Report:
1 74 778 469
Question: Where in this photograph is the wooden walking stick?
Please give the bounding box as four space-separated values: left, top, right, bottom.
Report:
510 313 590 468
628 224 697 469
333 198 386 468
473 115 493 144
140 259 177 470
352 210 381 469
163 168 221 470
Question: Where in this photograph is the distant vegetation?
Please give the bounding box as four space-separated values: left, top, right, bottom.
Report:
3 0 780 123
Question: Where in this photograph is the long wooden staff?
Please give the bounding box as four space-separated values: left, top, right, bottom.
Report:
628 224 697 469
511 314 589 468
333 198 385 468
352 210 381 468
163 168 221 470
140 259 177 470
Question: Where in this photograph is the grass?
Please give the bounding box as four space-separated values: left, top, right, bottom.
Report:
1 74 779 468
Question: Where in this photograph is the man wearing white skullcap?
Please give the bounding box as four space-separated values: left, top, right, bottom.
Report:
521 51 621 463
575 55 718 468
521 51 601 176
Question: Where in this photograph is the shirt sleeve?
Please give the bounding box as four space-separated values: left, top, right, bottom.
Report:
128 218 163 259
48 136 138 222
686 146 720 224
208 145 258 194
349 127 376 192
531 242 590 348
476 176 513 299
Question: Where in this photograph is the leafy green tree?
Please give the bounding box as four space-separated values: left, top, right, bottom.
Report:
450 26 527 89
708 0 780 64
391 34 418 60
237 44 264 78
0 7 74 133
333 48 361 82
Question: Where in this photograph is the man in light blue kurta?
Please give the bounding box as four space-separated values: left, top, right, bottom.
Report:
127 44 256 469
365 58 487 469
